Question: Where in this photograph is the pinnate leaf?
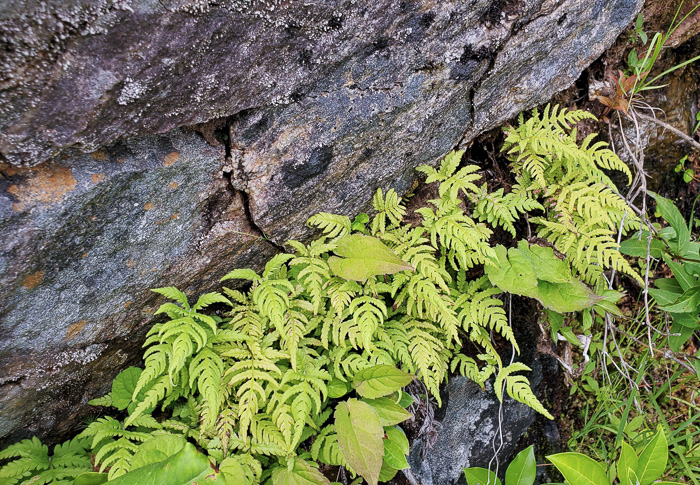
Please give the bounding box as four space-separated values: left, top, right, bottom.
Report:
271 458 330 485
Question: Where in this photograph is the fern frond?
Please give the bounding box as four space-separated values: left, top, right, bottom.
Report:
370 188 406 235
307 212 351 239
151 286 190 309
494 363 553 419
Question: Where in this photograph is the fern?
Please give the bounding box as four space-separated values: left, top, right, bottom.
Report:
495 363 553 419
0 436 91 485
307 212 351 239
370 188 406 235
79 416 157 479
503 104 641 285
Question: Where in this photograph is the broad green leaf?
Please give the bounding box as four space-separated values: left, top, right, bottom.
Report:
363 398 413 426
648 288 683 306
108 442 225 484
519 241 571 283
353 365 414 399
130 434 185 470
485 244 601 313
485 245 538 298
73 472 109 485
327 234 413 282
397 391 415 408
662 255 696 291
629 468 641 485
650 192 689 256
617 442 638 485
654 278 683 293
668 319 695 351
378 461 399 482
547 310 563 338
335 399 384 485
110 367 143 410
463 467 502 485
671 312 700 329
505 446 536 485
636 428 667 485
328 379 349 399
271 458 330 485
547 452 608 485
383 427 410 470
657 286 700 313
537 280 602 313
619 234 665 259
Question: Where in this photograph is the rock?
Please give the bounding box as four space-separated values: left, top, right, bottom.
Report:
407 306 554 485
408 378 540 485
0 0 642 444
0 130 279 443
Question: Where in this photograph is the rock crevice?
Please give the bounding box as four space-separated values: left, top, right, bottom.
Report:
0 0 642 445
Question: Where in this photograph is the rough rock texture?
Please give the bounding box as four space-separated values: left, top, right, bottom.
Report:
0 0 642 444
0 130 279 442
407 311 559 485
409 378 539 485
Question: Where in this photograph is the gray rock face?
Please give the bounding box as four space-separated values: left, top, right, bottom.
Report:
0 0 641 444
407 312 554 485
408 378 540 485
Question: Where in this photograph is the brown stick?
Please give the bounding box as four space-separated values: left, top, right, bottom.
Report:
634 111 700 152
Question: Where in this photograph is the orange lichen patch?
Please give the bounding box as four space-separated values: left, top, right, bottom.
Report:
92 151 107 161
91 173 105 183
170 212 179 220
0 163 21 177
124 301 132 309
82 253 87 258
168 182 179 189
126 259 136 268
65 320 87 340
144 202 154 210
22 270 44 289
163 152 180 166
7 165 77 212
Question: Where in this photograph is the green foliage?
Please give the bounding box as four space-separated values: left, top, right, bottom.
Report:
485 241 603 313
621 192 700 350
0 436 92 485
0 105 642 484
464 446 535 485
466 429 684 485
501 104 640 286
549 428 682 485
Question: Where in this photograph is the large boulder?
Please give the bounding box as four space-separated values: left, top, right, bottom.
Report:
0 0 642 444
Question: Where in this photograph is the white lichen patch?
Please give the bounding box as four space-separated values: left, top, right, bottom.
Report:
117 77 146 105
